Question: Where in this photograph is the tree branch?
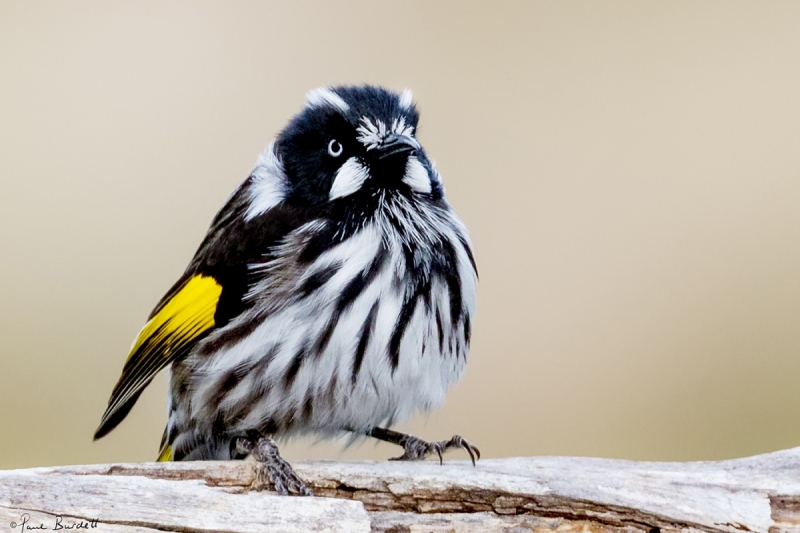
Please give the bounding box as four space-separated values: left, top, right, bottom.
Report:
1 446 798 532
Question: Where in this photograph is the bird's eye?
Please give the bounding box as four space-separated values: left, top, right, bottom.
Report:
327 139 343 157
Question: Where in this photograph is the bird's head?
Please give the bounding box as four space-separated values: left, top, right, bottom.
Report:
274 85 442 206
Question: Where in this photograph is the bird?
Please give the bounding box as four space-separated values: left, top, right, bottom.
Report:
94 85 479 496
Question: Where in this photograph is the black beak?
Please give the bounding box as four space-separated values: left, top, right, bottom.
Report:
376 133 420 160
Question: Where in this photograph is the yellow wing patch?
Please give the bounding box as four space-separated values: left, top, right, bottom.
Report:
128 275 223 362
94 274 223 440
157 444 173 462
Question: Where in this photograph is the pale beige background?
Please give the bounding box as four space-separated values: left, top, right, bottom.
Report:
2 1 800 469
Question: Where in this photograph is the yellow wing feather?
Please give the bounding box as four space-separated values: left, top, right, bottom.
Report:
128 275 222 360
94 274 223 440
157 444 173 462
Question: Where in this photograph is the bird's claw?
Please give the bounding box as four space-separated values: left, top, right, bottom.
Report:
239 436 313 496
389 434 481 466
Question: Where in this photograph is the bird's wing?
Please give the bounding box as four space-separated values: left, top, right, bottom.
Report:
95 171 317 440
94 273 222 439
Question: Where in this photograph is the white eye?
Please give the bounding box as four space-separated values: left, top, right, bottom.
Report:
327 139 343 157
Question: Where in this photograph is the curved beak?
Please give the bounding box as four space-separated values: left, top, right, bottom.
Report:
377 133 420 160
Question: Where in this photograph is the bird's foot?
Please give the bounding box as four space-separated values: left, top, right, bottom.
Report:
236 436 312 496
365 427 480 466
390 433 480 466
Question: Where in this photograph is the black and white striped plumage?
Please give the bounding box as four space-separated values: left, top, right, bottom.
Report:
96 85 477 474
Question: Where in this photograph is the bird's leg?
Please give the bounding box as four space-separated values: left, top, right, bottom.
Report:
234 435 312 496
366 427 480 466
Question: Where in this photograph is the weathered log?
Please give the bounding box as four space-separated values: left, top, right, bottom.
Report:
1 446 799 532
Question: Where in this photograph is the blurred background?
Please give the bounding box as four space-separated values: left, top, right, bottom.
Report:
2 1 800 469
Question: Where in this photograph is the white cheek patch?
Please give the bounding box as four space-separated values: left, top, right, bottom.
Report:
305 87 350 113
330 157 370 200
245 143 288 221
403 156 432 194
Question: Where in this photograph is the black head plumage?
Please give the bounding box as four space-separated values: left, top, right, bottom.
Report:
275 85 440 206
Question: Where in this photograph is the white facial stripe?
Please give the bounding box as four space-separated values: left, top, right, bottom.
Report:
330 157 370 200
399 89 413 110
391 116 414 138
245 143 288 220
403 156 432 194
356 117 386 151
305 87 350 113
356 116 416 151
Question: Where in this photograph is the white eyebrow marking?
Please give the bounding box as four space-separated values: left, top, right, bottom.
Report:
399 89 413 110
330 156 370 200
305 87 350 113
